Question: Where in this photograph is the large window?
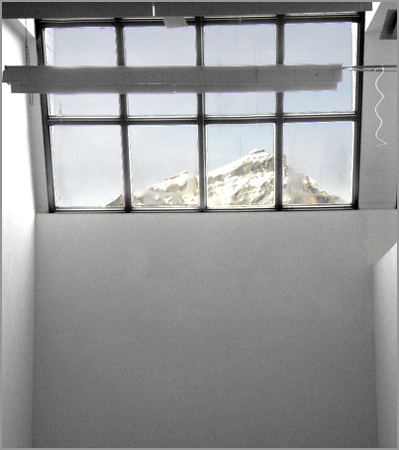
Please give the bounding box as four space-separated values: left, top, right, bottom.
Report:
37 13 364 212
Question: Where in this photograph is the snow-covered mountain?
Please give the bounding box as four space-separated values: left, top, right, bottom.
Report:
107 149 341 207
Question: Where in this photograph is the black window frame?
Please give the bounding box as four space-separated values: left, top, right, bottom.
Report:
35 12 365 213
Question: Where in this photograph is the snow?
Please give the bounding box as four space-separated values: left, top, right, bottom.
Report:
109 148 341 207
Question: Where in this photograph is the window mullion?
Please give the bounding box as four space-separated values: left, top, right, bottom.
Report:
352 14 365 210
196 17 207 212
35 20 56 213
115 19 132 212
275 15 285 211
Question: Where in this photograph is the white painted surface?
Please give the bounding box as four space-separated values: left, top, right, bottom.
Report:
374 244 397 448
360 2 397 209
33 210 396 448
365 2 381 30
2 20 37 448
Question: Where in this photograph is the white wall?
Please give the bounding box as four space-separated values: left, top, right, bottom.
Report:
360 2 397 209
33 210 396 448
1 19 40 448
374 244 397 448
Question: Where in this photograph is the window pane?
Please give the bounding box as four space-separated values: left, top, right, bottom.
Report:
44 27 117 66
127 93 196 116
284 71 353 113
204 24 276 114
206 124 275 208
51 126 124 207
124 26 196 66
204 24 276 66
206 92 275 115
48 94 120 117
129 125 198 207
284 22 355 112
283 122 353 205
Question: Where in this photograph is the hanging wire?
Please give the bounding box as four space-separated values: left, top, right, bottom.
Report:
343 65 396 147
24 19 34 105
374 67 387 147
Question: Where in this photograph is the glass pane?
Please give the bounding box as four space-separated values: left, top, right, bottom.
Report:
44 27 117 66
284 71 353 113
206 92 275 115
51 126 124 207
48 94 120 117
284 22 355 112
124 26 195 65
204 24 276 114
129 125 198 207
283 122 353 205
206 124 275 208
204 24 276 66
127 93 196 116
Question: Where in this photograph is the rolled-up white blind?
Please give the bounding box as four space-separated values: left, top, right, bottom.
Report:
2 64 343 94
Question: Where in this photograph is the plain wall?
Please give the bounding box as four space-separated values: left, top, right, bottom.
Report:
359 2 397 209
33 210 396 448
374 244 397 448
2 19 39 448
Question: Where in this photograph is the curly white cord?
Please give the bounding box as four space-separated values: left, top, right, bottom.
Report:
374 68 386 147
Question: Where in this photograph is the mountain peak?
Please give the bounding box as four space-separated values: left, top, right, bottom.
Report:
107 149 340 207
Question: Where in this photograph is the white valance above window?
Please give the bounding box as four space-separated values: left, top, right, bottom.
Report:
3 64 343 94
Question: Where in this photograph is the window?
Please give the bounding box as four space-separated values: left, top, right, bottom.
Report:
36 13 364 212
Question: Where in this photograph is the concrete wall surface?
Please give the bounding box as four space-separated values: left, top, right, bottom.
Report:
374 244 397 448
360 2 397 209
33 210 396 448
2 19 38 448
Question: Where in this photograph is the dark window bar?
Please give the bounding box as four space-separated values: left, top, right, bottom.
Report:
195 16 207 211
274 15 285 211
36 12 365 213
46 114 358 126
35 20 56 213
351 15 365 210
115 19 133 212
